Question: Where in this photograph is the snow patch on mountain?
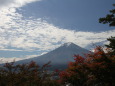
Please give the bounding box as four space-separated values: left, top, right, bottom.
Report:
62 42 74 47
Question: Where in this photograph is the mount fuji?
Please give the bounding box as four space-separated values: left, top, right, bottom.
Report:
16 42 90 69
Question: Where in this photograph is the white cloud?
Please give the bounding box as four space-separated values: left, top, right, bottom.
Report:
0 0 41 9
0 57 22 64
0 53 47 64
0 0 42 30
0 0 115 52
0 12 115 51
0 49 26 51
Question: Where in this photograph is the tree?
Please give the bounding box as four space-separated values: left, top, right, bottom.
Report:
59 55 88 86
85 46 115 86
105 36 115 55
0 61 60 86
99 4 115 55
99 4 115 26
59 46 115 86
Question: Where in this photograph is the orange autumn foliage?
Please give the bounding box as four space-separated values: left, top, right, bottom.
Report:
59 46 115 86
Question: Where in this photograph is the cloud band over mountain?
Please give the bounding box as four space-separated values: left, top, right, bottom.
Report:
0 10 115 51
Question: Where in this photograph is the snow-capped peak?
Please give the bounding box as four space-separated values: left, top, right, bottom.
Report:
65 42 73 46
62 42 75 47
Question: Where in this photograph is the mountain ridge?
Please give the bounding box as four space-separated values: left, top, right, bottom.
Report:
16 42 90 69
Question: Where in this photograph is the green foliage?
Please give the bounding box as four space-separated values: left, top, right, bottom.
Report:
106 36 115 55
99 3 115 56
99 4 115 26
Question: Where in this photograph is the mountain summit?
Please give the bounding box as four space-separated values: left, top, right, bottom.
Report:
16 42 90 69
61 42 75 47
60 42 84 49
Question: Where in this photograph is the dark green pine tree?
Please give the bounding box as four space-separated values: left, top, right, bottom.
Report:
99 4 115 54
99 4 115 26
106 36 115 54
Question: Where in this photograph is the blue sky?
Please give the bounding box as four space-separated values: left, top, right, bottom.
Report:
20 0 115 31
0 0 115 63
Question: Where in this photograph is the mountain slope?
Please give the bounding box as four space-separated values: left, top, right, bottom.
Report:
16 42 90 69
